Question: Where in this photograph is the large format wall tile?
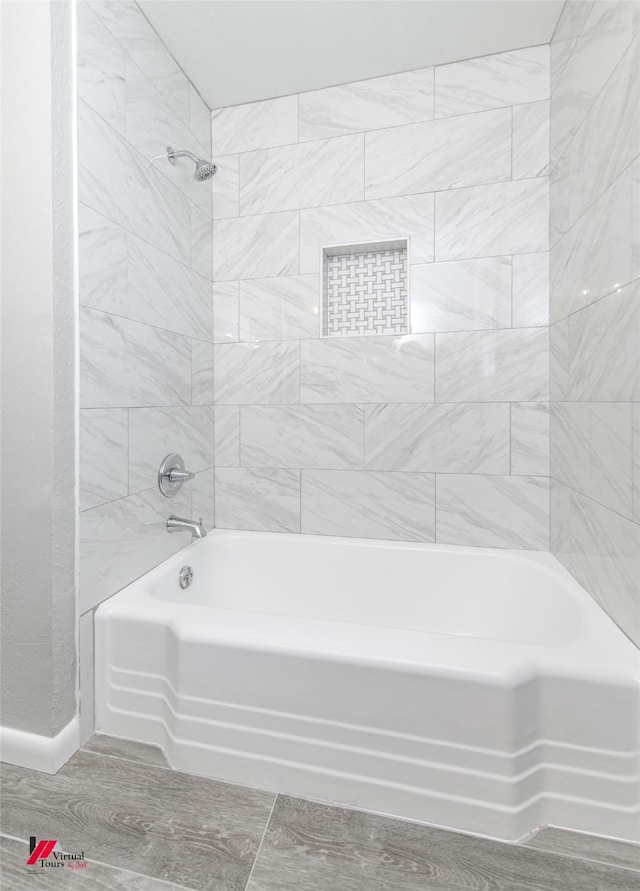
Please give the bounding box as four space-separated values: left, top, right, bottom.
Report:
215 468 301 532
189 83 211 150
299 68 434 140
80 486 192 612
300 335 434 404
436 474 550 549
550 319 570 401
565 279 640 402
88 0 190 125
551 33 640 243
212 154 240 220
633 403 640 524
77 1 126 134
550 1 595 95
129 406 214 493
191 341 214 405
213 282 240 343
435 178 549 260
511 403 550 476
125 59 212 216
80 307 191 408
211 95 298 154
512 100 550 179
78 203 128 315
512 253 549 328
365 108 511 199
241 405 364 469
435 45 550 117
410 257 512 332
191 204 213 279
205 47 553 551
240 135 365 214
300 194 434 272
550 1 638 165
215 341 300 404
240 275 320 341
551 402 592 495
550 0 640 646
128 234 212 342
78 1 217 620
213 212 299 280
215 406 241 466
78 100 191 264
564 487 640 645
551 401 634 518
301 470 435 541
435 328 549 402
550 159 640 320
80 409 128 511
550 477 573 566
191 468 215 529
365 403 510 473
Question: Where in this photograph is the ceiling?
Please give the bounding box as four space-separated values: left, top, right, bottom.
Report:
139 0 564 110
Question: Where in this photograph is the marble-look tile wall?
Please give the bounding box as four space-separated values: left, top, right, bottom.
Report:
550 1 640 645
77 0 214 616
211 45 551 550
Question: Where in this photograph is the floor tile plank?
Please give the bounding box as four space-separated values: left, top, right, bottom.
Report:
0 751 274 891
524 827 640 873
82 734 170 768
0 835 192 890
246 796 640 891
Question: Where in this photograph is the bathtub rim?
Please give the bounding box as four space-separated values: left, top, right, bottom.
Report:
95 529 640 688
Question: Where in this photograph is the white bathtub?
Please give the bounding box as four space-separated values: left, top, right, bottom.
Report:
95 530 640 842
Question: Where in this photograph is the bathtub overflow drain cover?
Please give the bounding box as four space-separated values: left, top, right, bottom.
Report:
179 566 193 589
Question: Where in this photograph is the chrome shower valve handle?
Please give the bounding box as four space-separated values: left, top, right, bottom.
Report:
158 453 196 497
167 467 195 483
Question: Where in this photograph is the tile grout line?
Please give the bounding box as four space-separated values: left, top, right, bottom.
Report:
213 171 548 225
214 97 548 150
242 794 279 891
79 198 213 287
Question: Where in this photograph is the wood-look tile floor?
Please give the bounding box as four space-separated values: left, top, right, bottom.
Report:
1 735 639 890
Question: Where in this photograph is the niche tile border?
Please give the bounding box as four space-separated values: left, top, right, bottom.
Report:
321 238 410 338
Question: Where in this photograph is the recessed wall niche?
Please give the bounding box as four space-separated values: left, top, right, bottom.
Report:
321 239 409 337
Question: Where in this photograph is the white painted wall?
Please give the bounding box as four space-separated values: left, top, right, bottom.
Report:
0 0 78 747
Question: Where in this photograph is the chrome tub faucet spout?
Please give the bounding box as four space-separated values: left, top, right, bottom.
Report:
166 516 207 540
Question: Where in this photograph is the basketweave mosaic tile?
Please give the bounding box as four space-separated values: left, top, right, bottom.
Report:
322 240 409 337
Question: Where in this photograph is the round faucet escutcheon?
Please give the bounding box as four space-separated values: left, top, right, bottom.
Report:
179 566 193 589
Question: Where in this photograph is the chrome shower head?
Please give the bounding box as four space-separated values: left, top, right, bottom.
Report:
193 159 217 182
166 146 217 182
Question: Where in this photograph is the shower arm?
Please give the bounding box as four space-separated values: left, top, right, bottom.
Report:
166 148 198 166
